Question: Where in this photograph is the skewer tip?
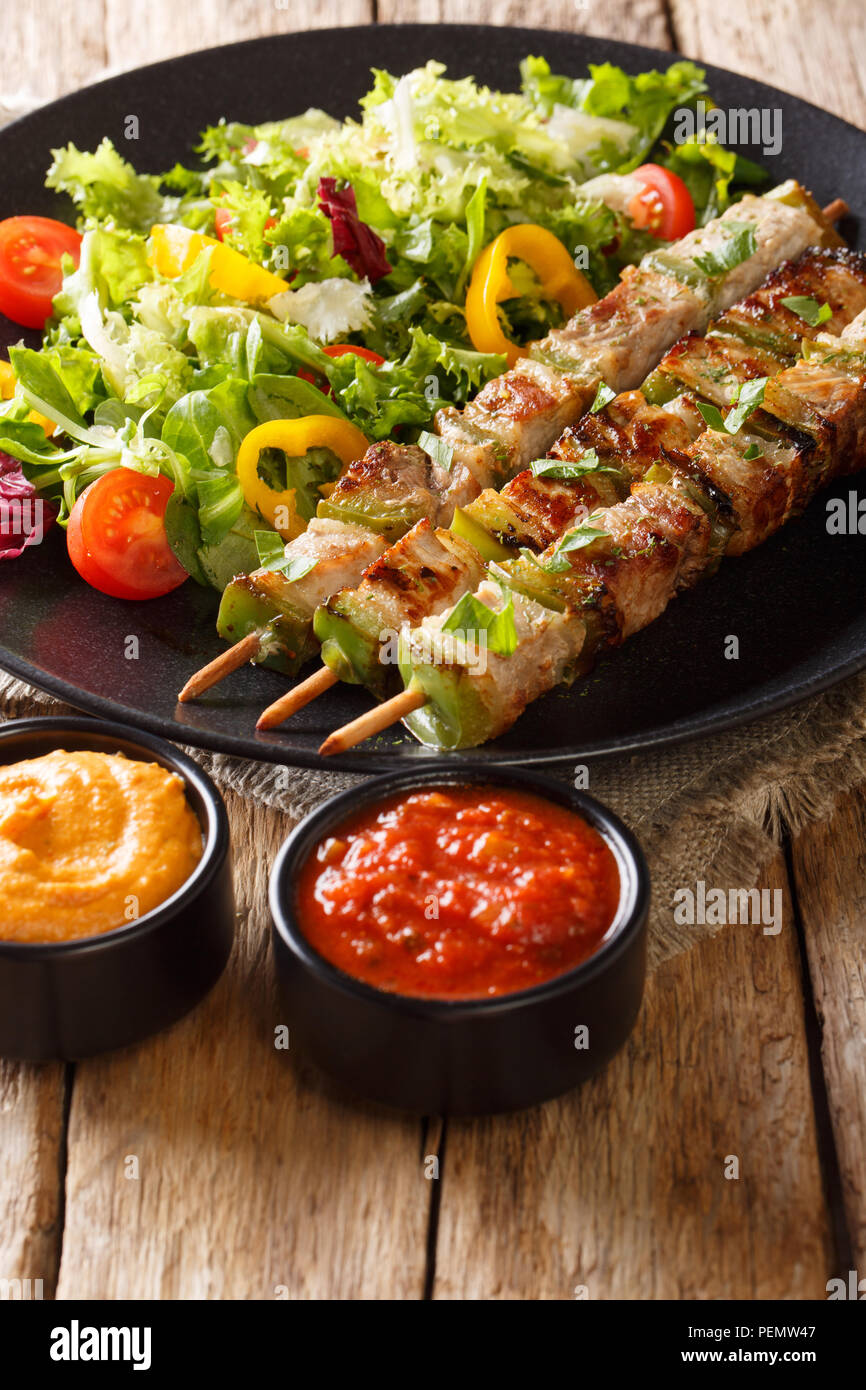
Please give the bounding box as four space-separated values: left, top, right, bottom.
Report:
822 197 849 224
256 665 338 729
177 630 261 702
319 687 427 756
318 732 348 757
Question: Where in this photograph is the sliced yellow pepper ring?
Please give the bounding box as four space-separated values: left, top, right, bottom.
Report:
0 360 55 435
236 415 369 541
465 224 598 367
147 224 288 304
0 361 16 398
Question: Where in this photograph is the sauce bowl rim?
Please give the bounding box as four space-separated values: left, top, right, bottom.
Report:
0 715 230 958
269 763 650 1019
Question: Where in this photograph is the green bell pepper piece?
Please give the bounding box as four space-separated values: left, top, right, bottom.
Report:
314 592 397 700
395 645 498 751
449 506 513 562
216 574 317 677
641 249 710 296
316 495 423 545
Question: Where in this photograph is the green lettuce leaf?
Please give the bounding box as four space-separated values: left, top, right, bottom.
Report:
162 378 256 479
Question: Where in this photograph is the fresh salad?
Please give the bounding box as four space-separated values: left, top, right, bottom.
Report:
0 55 764 599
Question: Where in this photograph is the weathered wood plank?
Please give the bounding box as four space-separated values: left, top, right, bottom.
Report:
5 0 374 107
789 787 866 1275
376 0 672 49
4 3 108 108
671 0 866 128
674 0 866 1297
103 0 375 77
0 1063 66 1300
433 857 834 1299
55 789 430 1300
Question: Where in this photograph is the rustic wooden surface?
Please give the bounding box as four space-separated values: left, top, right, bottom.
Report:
1 0 864 1301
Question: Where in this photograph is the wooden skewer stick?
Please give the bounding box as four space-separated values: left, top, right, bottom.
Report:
177 631 261 703
319 688 426 756
257 665 338 729
823 198 849 223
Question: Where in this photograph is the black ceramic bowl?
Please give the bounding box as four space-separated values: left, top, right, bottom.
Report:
0 717 234 1060
270 766 649 1115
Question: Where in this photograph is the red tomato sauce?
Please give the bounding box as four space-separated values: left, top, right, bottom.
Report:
295 785 621 1000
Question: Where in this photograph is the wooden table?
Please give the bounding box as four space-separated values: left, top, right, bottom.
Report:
3 0 865 1301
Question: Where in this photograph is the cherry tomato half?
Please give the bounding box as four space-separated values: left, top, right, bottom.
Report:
67 469 189 601
0 216 82 329
629 165 695 241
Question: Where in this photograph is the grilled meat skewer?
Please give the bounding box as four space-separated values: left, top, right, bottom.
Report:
271 247 866 730
331 310 866 753
181 182 835 700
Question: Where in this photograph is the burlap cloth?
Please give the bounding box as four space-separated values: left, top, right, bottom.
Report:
3 90 865 976
3 665 865 971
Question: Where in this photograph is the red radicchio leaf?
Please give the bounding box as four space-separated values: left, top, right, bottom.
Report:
317 177 392 284
0 453 56 560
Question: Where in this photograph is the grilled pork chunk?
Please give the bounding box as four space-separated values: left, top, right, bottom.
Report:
402 578 586 749
343 520 486 635
718 247 866 357
318 442 453 541
556 389 704 480
314 519 487 698
267 518 388 614
229 519 385 625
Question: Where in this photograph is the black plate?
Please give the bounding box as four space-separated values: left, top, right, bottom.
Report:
1 24 864 771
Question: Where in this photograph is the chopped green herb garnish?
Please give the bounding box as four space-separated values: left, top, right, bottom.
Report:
529 447 615 480
696 401 727 433
781 295 832 327
725 376 768 434
694 221 757 279
697 375 768 436
272 554 318 581
255 530 317 579
417 430 453 471
518 545 544 568
589 381 616 414
255 530 286 567
442 589 517 657
743 442 764 460
543 519 609 572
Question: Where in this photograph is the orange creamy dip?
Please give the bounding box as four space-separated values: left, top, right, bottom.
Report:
0 750 203 943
